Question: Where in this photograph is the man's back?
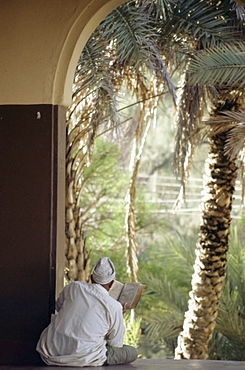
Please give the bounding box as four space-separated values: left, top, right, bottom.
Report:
36 281 125 367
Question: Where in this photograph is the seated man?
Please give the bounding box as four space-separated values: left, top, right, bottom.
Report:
36 257 138 367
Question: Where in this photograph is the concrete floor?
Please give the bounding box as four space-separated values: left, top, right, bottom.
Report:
1 359 245 369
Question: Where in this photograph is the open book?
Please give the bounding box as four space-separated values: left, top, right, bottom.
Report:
109 280 146 309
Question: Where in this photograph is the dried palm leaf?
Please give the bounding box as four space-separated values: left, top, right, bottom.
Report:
207 110 245 159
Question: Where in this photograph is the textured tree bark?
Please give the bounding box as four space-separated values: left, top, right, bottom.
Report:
125 157 140 283
175 131 238 359
65 105 99 282
65 163 91 283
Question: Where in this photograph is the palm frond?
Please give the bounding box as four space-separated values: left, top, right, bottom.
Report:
140 272 188 314
217 281 245 341
150 232 196 274
146 0 176 21
145 311 183 341
99 2 177 104
99 2 157 71
75 30 114 91
226 123 245 158
173 75 209 195
188 43 245 87
210 222 245 360
140 223 245 359
161 0 239 48
230 0 245 21
206 110 245 159
209 331 245 360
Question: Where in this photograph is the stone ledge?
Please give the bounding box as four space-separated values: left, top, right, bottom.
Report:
1 358 245 369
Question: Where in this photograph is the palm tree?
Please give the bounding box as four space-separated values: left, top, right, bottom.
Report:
65 0 176 282
139 222 245 360
212 222 245 360
175 119 240 359
133 0 245 359
65 29 120 281
66 0 245 358
169 3 245 358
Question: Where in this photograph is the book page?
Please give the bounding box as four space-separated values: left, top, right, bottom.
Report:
109 280 124 300
118 282 146 309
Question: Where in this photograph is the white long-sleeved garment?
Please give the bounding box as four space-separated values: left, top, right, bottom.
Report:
36 281 125 367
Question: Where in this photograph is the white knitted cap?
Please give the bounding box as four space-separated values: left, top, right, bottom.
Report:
92 257 116 284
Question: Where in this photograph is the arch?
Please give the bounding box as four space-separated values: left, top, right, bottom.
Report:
54 0 128 296
53 0 127 107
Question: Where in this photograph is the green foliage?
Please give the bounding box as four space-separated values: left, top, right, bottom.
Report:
137 231 194 355
123 311 142 348
160 0 240 50
135 185 168 234
210 219 245 360
138 229 196 289
137 220 245 360
188 43 245 87
80 137 130 280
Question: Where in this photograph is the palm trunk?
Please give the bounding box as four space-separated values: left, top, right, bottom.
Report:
65 94 100 282
125 156 140 283
65 160 92 283
125 87 158 282
175 131 238 359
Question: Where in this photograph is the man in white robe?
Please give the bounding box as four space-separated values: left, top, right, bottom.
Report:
36 257 138 367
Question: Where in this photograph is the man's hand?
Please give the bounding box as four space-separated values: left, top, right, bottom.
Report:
122 302 127 314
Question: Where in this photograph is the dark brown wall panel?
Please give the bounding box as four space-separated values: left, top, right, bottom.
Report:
0 105 58 364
